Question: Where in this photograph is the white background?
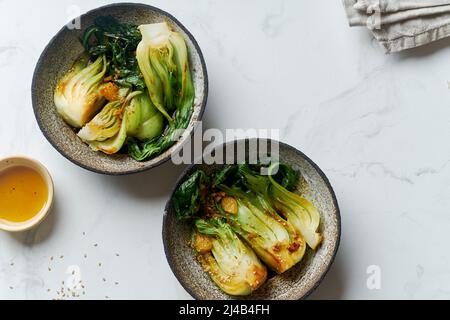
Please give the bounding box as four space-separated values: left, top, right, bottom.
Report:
1 0 450 300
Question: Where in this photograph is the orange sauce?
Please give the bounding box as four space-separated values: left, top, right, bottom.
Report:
0 166 48 223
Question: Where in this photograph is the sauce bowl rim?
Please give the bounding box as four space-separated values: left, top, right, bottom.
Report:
0 156 54 232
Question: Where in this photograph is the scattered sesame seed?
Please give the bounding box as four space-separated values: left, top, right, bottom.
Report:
115 282 119 285
94 244 98 247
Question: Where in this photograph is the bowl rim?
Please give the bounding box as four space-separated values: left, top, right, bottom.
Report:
162 138 342 300
0 156 54 233
31 2 209 176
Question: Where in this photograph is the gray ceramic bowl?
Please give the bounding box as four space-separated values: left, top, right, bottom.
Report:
32 3 208 175
163 139 341 300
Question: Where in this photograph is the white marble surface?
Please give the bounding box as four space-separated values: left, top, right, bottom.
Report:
1 0 450 300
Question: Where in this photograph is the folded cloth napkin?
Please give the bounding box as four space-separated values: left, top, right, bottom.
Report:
354 0 450 14
343 0 450 53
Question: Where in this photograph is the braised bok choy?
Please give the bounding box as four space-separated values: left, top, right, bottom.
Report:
240 164 323 250
194 219 267 296
173 162 323 296
54 55 107 128
215 186 306 274
54 17 195 160
128 22 195 161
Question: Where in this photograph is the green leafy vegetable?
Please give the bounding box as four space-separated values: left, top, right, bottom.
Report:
136 22 176 123
54 55 107 128
173 162 322 296
212 165 240 189
128 22 195 162
241 163 323 250
77 100 123 142
173 170 209 220
194 218 267 296
55 17 196 161
268 164 322 250
125 92 164 141
216 186 306 274
81 16 145 90
272 163 300 191
78 91 141 154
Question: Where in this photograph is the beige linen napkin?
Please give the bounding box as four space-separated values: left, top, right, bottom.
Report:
343 0 450 53
355 0 450 14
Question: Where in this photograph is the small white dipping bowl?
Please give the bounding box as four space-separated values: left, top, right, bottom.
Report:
0 156 54 232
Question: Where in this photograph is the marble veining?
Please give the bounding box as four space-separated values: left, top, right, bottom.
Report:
1 0 450 299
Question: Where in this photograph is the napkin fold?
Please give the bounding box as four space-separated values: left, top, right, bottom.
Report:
355 0 450 14
343 0 450 53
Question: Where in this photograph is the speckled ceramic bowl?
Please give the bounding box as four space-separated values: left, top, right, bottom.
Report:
163 139 341 300
32 3 208 175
